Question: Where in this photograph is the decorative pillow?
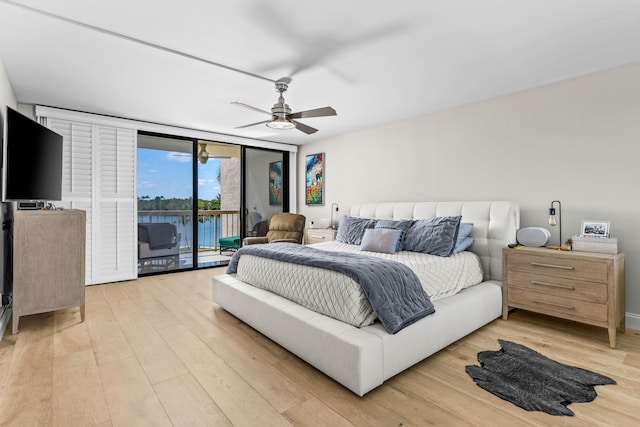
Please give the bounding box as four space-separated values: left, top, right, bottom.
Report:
360 228 402 254
375 219 413 251
453 223 474 253
403 216 462 256
335 216 376 245
453 236 474 253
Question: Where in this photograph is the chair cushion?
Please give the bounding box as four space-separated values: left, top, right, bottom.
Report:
220 236 240 246
138 223 177 249
266 213 306 244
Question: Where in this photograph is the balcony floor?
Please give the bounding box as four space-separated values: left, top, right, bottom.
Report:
138 250 234 275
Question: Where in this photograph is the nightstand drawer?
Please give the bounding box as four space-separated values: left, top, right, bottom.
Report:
508 271 607 304
305 228 336 245
508 253 608 282
508 288 607 323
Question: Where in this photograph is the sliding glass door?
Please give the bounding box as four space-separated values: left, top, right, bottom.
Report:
137 134 194 273
196 141 241 268
243 147 289 240
137 134 288 274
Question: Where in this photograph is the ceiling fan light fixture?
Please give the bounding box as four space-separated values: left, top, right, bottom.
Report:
266 117 295 130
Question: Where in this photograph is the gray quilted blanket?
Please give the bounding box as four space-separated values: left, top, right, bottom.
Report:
227 243 435 333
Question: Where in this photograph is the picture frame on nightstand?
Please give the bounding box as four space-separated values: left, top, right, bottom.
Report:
580 220 610 238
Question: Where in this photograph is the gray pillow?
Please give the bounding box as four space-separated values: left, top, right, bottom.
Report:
375 219 413 251
335 216 376 245
403 216 462 256
453 223 474 253
360 228 402 254
453 236 474 253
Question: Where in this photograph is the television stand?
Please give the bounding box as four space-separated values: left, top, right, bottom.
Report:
11 209 86 334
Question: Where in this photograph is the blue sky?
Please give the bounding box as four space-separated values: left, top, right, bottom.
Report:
137 148 221 200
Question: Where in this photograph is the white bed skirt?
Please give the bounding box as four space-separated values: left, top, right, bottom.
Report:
212 273 502 396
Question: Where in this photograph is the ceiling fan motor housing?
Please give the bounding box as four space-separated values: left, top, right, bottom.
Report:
271 99 292 118
272 80 291 118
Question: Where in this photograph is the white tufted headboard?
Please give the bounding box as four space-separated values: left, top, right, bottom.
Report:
349 201 520 281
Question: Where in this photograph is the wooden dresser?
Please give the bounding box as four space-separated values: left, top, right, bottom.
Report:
502 247 625 348
304 228 337 245
12 209 86 334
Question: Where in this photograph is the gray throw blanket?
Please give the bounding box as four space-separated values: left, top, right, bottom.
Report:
226 243 435 333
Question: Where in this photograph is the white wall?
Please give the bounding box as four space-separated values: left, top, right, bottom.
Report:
298 61 640 325
0 58 16 111
0 58 16 335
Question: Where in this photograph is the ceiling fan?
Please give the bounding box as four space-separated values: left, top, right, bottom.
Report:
173 142 231 164
232 79 337 135
197 143 211 164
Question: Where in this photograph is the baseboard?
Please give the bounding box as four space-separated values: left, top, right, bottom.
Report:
625 312 640 332
0 306 11 341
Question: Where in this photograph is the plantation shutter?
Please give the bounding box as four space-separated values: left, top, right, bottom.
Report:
95 126 137 283
40 116 137 285
46 119 95 284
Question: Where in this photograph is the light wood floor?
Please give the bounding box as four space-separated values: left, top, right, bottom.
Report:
1 268 640 426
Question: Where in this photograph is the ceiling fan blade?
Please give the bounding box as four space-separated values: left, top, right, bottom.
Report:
231 101 271 116
289 106 337 119
235 120 271 129
292 120 318 135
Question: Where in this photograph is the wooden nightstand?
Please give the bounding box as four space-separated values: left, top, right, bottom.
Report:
304 228 337 245
502 247 625 348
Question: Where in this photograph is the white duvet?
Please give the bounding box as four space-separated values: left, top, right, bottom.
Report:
234 241 484 328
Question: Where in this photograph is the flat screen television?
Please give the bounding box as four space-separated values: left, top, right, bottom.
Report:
2 106 63 202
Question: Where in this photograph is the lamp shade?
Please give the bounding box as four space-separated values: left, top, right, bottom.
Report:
266 117 295 130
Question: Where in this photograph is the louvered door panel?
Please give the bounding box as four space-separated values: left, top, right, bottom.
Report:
98 127 135 197
48 119 93 199
47 119 93 284
95 126 137 283
96 200 135 282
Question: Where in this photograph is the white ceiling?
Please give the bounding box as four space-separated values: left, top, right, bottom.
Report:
1 0 640 146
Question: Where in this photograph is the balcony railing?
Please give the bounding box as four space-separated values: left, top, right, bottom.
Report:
137 209 241 252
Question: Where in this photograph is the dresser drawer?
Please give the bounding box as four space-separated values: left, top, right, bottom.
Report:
507 253 608 282
508 288 607 323
507 271 607 304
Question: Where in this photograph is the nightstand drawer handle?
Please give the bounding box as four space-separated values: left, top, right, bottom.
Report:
309 235 325 239
532 300 575 310
530 262 574 270
530 280 575 290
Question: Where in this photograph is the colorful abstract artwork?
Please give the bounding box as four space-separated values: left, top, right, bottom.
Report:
269 161 282 206
305 153 324 205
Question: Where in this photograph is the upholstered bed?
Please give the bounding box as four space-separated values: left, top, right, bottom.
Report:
212 201 520 396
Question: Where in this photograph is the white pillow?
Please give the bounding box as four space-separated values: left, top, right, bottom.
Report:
359 228 402 254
